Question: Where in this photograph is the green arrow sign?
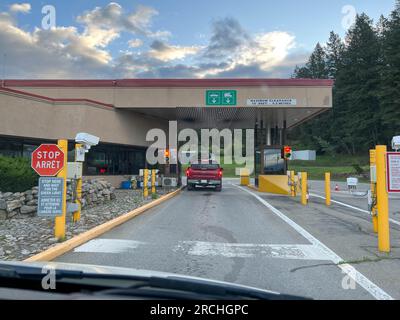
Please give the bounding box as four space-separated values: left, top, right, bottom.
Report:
206 90 237 106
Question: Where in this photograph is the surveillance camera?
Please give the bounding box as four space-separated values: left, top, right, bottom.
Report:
392 136 400 151
75 132 100 147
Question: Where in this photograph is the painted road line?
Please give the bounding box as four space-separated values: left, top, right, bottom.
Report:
74 239 145 253
178 241 334 260
310 192 400 227
236 185 393 300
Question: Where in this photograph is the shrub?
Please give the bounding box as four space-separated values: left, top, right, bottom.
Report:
0 156 38 192
352 163 365 175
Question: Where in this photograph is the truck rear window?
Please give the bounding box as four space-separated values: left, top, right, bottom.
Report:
190 164 220 170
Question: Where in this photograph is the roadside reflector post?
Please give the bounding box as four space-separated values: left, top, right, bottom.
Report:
376 145 390 253
290 170 296 197
301 172 308 205
72 143 83 223
370 149 378 233
55 139 68 240
143 169 149 198
325 172 331 206
151 169 156 194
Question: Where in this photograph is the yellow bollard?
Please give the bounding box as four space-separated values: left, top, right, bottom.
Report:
55 139 68 240
290 170 296 197
301 172 308 205
73 143 82 222
143 169 149 198
151 169 156 194
240 168 250 186
376 145 390 252
325 172 331 206
370 149 378 233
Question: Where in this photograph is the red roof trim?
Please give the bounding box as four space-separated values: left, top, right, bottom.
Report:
3 78 334 88
0 86 114 109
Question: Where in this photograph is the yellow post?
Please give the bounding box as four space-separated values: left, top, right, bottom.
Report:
55 139 67 240
376 145 390 253
325 172 331 206
370 149 378 233
240 168 250 186
72 143 82 222
290 170 296 197
143 169 149 198
301 172 308 205
151 169 156 194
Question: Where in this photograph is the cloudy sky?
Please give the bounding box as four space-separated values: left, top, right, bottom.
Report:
0 0 395 79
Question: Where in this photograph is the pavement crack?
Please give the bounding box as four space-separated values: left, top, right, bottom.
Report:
290 262 337 273
338 256 400 265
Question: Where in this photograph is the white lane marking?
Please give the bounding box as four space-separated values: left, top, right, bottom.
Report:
179 241 333 260
235 185 393 300
74 239 145 253
310 193 400 227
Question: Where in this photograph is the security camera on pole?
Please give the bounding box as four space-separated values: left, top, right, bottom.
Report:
72 133 100 222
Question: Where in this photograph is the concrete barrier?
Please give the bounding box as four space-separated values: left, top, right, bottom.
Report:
258 175 290 195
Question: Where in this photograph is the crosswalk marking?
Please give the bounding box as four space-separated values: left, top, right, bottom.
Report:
74 239 144 253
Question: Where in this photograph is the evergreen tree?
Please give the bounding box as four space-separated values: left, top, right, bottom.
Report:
380 2 400 142
326 32 344 79
335 14 381 153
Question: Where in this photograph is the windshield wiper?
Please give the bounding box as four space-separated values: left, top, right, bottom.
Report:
0 264 309 300
92 276 307 300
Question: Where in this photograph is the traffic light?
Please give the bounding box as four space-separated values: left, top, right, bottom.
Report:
164 149 170 164
282 146 292 160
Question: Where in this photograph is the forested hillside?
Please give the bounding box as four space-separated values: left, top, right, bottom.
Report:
288 1 400 156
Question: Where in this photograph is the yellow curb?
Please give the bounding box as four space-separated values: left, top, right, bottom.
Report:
24 187 182 262
247 185 259 192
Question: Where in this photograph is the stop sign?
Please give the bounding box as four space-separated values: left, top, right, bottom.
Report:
31 144 65 176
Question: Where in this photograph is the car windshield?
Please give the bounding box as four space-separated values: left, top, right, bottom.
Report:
0 0 399 304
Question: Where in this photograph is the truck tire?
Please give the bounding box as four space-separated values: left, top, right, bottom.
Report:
215 185 222 192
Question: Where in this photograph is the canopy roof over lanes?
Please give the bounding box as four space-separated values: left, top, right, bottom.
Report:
2 79 333 130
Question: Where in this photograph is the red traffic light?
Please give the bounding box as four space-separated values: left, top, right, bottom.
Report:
283 146 292 159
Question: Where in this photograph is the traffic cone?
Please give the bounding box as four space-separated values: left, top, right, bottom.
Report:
335 184 339 191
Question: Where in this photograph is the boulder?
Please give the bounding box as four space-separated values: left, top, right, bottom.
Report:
6 200 23 213
0 199 6 210
20 205 37 215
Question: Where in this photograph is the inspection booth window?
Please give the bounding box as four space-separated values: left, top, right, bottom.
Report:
84 144 146 176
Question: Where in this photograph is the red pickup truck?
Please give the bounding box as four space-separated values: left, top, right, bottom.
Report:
186 163 223 191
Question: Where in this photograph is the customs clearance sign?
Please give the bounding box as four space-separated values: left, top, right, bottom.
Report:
386 152 400 193
247 99 297 106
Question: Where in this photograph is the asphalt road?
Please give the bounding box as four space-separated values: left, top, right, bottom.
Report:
55 181 398 300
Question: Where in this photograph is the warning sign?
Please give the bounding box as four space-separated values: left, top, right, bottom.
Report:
386 152 400 193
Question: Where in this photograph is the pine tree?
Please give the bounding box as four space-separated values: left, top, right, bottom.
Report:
326 32 344 79
335 13 381 153
380 2 400 142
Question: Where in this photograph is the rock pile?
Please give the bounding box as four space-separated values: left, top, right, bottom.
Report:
0 179 116 220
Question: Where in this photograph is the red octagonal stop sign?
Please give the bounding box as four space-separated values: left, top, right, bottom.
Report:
31 144 65 176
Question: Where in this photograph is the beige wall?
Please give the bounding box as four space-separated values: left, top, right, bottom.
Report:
0 92 168 146
14 86 332 109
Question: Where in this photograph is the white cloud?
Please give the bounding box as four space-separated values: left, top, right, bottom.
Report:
0 3 305 79
9 3 31 14
148 40 201 62
128 39 143 48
